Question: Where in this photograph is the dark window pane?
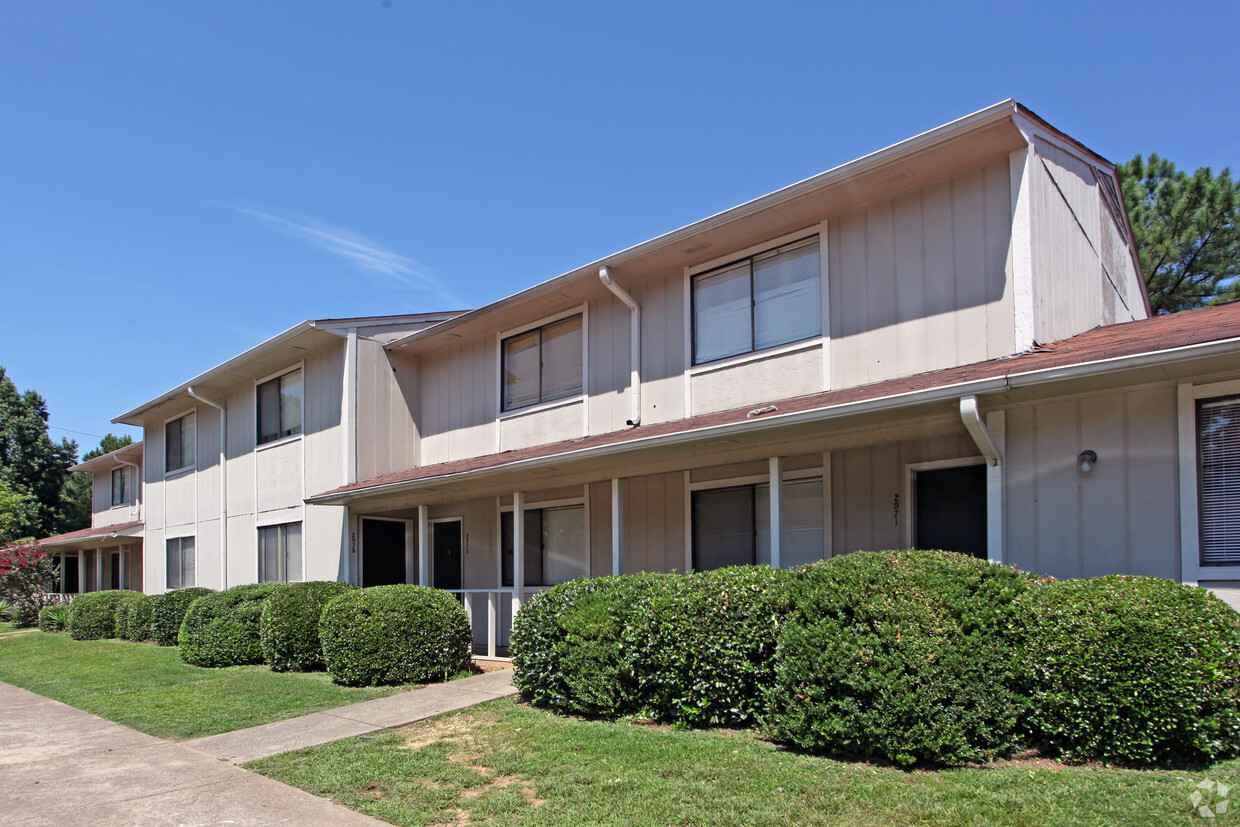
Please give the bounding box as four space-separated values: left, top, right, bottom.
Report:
693 486 755 571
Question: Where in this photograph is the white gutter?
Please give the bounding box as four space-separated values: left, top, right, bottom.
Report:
598 267 641 426
959 396 1001 466
310 332 1240 505
113 321 318 425
187 387 227 589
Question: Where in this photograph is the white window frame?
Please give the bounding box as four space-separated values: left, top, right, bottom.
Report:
686 231 824 368
496 304 589 418
255 363 305 449
498 495 589 587
687 463 827 572
1179 379 1240 583
163 408 197 477
257 520 304 583
165 535 196 590
110 466 131 507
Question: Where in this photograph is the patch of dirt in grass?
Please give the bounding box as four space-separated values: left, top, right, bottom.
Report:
400 710 545 824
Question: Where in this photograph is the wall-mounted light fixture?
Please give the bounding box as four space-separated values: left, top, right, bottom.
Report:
1078 450 1097 473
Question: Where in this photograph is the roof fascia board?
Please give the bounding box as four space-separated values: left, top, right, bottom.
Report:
386 99 1022 352
317 333 1240 505
112 321 320 424
70 441 144 473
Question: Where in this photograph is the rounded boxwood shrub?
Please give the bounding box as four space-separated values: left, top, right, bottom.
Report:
1017 575 1240 765
38 604 70 633
69 590 143 640
510 572 671 717
622 566 792 727
150 587 214 646
320 584 472 686
114 592 154 642
260 580 357 672
179 583 286 667
765 550 1037 767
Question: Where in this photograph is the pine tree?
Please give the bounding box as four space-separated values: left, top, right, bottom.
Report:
1119 155 1240 314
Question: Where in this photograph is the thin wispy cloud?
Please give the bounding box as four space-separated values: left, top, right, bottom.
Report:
230 206 463 307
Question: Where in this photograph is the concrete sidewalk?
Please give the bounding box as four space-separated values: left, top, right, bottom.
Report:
0 681 388 826
182 668 517 763
0 668 517 825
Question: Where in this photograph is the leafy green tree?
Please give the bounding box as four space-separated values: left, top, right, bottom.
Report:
61 433 136 530
1119 155 1240 314
0 367 79 538
0 480 35 547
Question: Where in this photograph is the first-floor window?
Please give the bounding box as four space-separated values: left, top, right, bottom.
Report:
166 537 196 589
258 522 303 582
692 477 825 571
1199 396 1240 565
501 504 586 587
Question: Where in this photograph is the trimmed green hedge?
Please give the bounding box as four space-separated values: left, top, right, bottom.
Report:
1018 575 1240 765
765 551 1037 767
69 590 143 640
623 566 792 727
179 583 286 667
150 587 213 646
320 585 472 686
114 592 154 642
260 581 357 672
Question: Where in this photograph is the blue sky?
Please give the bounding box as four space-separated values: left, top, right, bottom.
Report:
2 1 1237 452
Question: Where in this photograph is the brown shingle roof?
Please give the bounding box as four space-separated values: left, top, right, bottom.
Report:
314 302 1240 500
34 521 144 548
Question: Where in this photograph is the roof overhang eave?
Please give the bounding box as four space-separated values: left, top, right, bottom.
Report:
111 321 322 425
385 99 1025 353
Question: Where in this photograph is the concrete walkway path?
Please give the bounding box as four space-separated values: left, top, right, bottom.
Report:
0 682 387 826
0 668 517 826
183 668 517 763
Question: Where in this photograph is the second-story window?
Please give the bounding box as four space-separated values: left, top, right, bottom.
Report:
502 314 583 412
257 368 303 445
692 237 821 365
110 467 130 506
165 412 196 473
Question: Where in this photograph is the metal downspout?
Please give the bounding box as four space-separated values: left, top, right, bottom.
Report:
599 267 641 426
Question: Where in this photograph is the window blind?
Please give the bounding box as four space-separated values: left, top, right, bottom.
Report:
1200 397 1240 565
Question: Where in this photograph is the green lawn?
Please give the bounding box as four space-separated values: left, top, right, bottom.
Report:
248 699 1240 827
0 631 405 739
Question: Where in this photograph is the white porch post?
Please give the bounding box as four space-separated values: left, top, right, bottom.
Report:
611 478 624 576
769 456 783 570
118 549 126 590
513 491 525 617
417 505 429 586
77 552 84 594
